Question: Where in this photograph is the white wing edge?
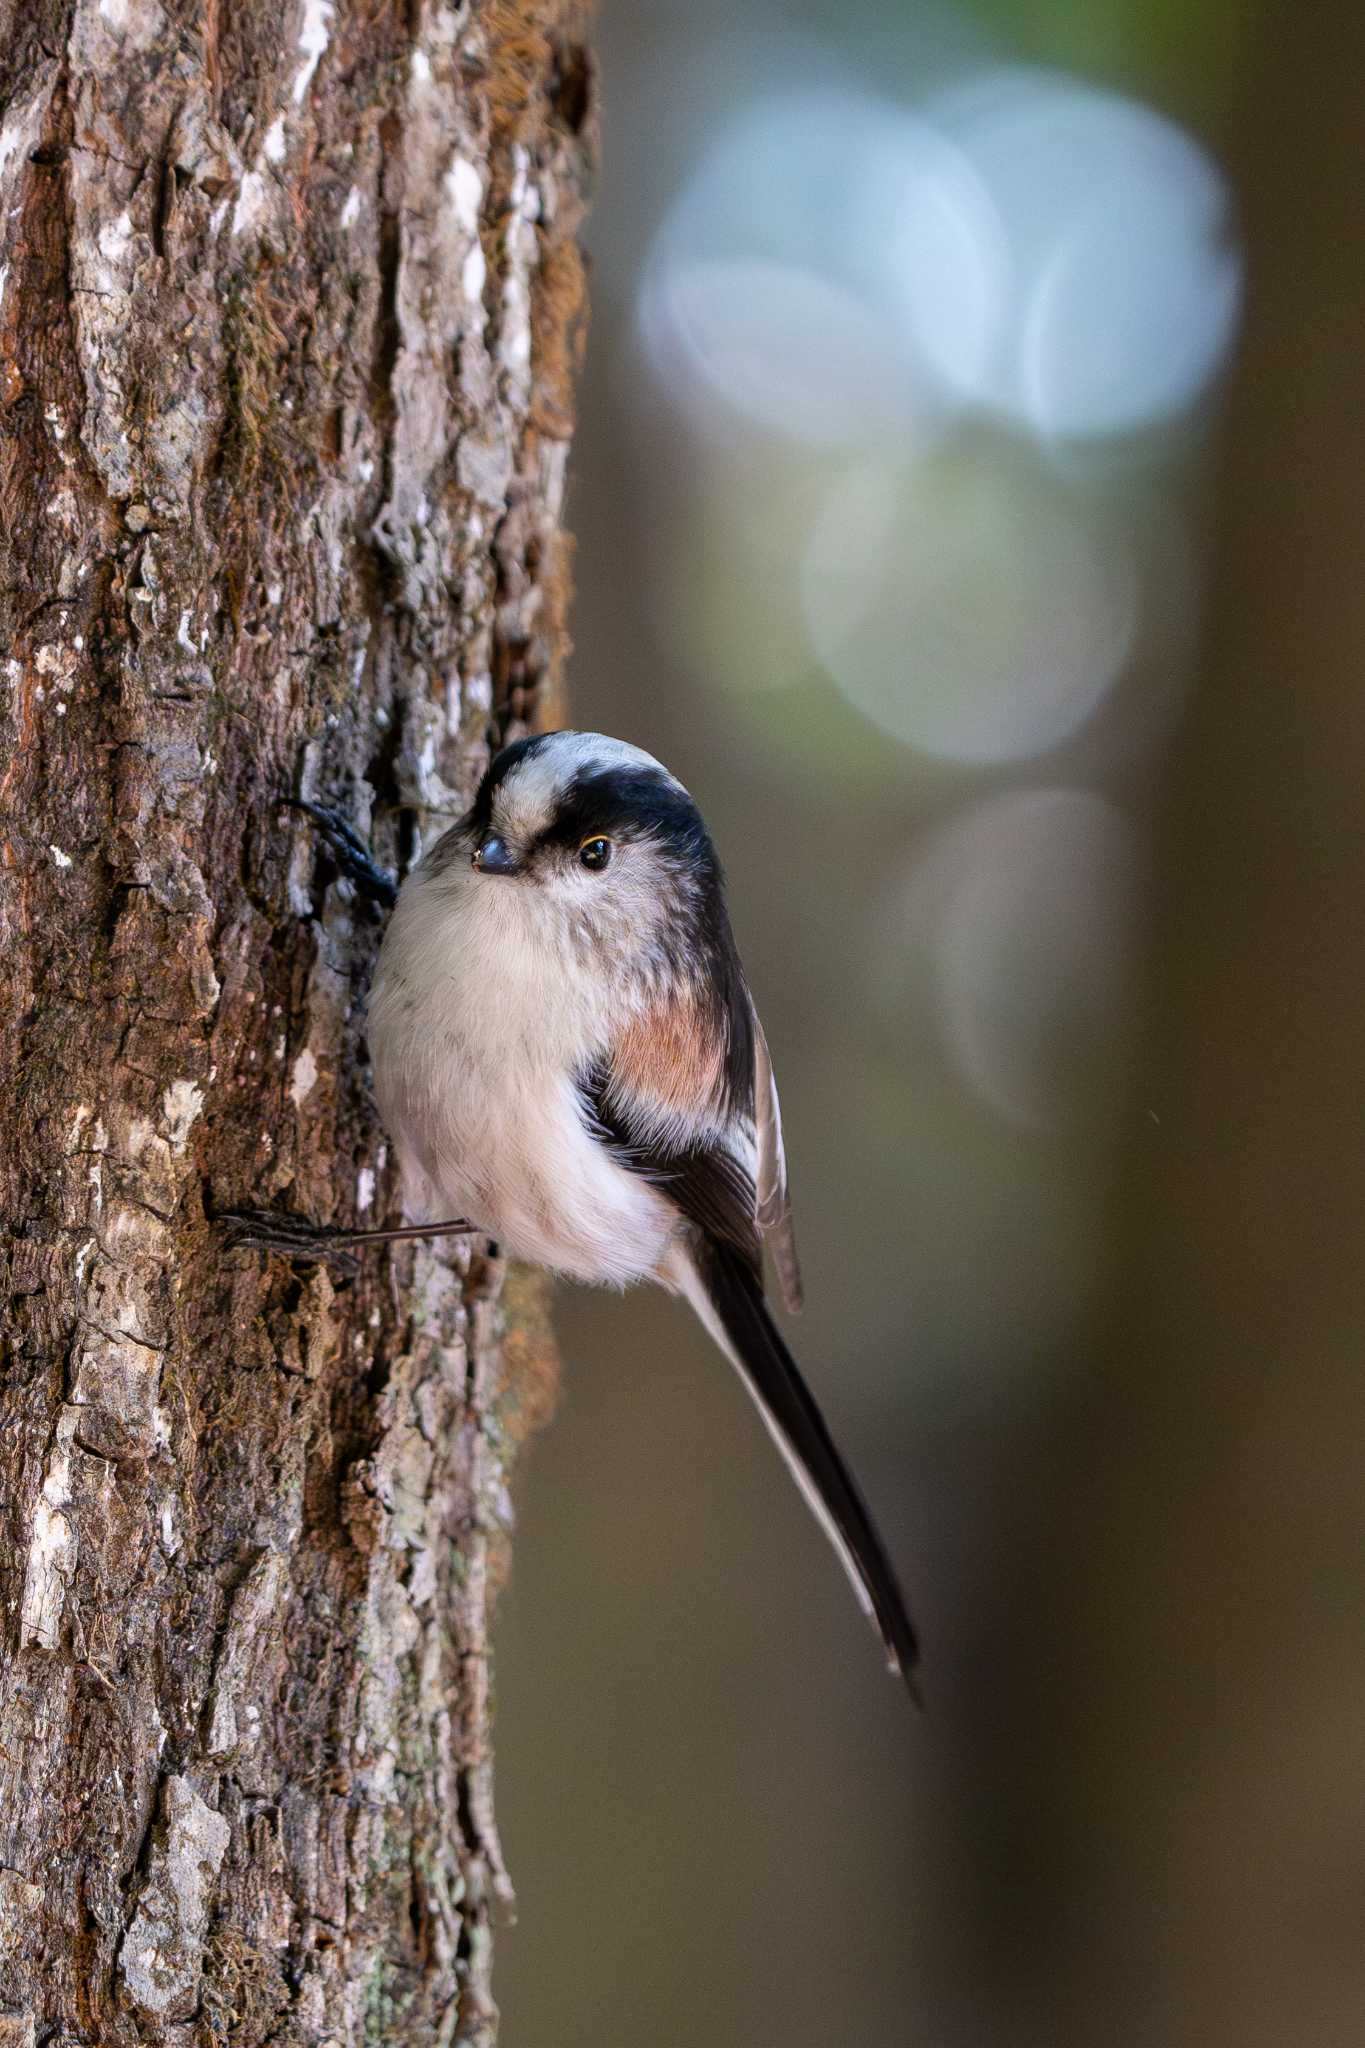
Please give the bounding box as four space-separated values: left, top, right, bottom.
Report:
751 1005 803 1313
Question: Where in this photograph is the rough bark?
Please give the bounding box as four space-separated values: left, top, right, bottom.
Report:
0 1 591 2039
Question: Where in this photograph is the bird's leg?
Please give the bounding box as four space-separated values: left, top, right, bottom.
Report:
284 797 398 911
219 1210 475 1270
322 1218 476 1250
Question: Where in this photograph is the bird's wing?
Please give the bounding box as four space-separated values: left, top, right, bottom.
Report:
577 1043 762 1275
592 971 802 1308
577 1032 919 1696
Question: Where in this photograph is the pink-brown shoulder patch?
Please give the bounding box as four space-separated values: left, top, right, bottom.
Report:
613 992 724 1118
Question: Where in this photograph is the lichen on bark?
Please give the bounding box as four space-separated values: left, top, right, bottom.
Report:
0 1 593 2040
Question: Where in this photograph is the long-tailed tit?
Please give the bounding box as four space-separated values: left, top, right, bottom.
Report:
230 732 919 1692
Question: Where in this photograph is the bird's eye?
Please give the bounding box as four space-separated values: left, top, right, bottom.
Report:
578 836 612 872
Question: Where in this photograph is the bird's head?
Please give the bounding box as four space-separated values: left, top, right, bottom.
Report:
448 731 723 943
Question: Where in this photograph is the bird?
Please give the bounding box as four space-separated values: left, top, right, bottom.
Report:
361 730 921 1694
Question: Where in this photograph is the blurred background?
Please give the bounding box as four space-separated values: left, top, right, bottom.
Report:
497 4 1365 2044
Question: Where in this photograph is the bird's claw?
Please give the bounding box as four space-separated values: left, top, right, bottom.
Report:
218 1209 362 1273
283 797 398 911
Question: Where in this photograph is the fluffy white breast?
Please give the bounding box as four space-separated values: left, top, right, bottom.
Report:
367 844 681 1288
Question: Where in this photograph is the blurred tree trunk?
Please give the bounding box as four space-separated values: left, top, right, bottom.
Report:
0 2 589 2040
1018 8 1365 2046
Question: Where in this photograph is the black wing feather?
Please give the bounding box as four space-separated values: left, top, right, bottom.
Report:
577 1055 762 1276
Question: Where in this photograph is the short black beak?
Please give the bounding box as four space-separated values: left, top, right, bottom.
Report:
472 833 519 876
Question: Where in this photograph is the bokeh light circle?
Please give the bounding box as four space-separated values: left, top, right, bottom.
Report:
637 72 1239 453
937 788 1140 1130
638 255 908 447
637 90 1003 449
801 454 1137 763
877 789 1142 1132
927 67 1242 439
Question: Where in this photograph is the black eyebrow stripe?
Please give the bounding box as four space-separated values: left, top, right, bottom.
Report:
536 765 708 852
466 734 558 834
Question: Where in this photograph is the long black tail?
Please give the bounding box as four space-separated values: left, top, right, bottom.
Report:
688 1237 921 1700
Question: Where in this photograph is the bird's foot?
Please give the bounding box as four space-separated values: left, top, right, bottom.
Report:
284 797 398 911
220 1209 476 1272
218 1209 365 1272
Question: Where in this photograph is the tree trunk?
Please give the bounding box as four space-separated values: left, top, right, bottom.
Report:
0 2 591 2039
1003 9 1365 2044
